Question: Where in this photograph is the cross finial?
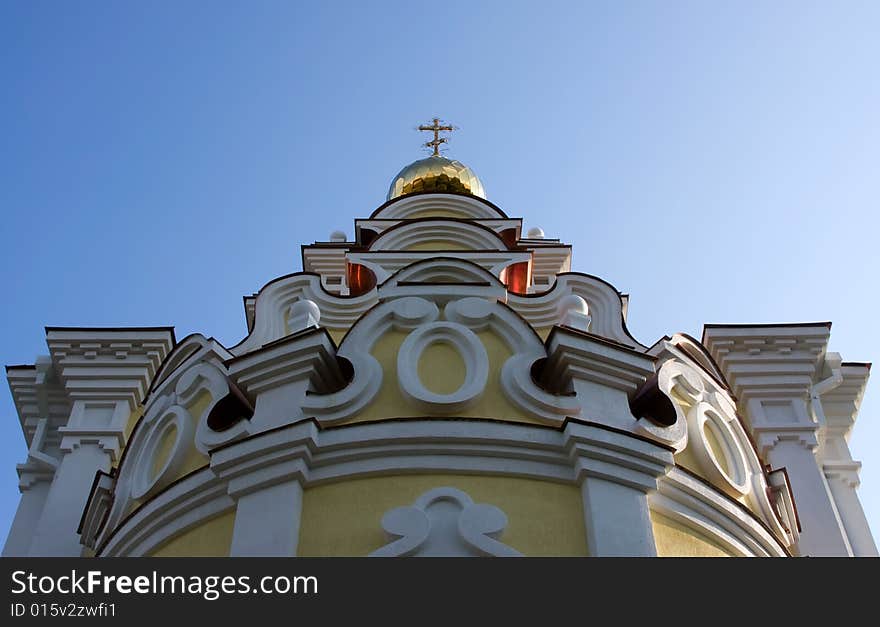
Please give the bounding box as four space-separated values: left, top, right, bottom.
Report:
418 117 456 156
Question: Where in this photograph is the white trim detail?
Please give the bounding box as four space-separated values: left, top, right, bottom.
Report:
397 322 489 414
95 419 789 557
688 401 751 498
445 296 580 423
176 362 250 455
368 219 507 252
371 193 505 220
370 487 522 557
652 468 786 557
233 274 377 355
349 251 530 286
130 404 195 500
508 274 643 348
635 360 698 452
301 297 439 424
646 346 793 544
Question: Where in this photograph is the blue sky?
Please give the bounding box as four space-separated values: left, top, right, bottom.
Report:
1 1 878 548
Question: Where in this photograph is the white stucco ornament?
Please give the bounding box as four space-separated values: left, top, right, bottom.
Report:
288 299 321 332
558 293 591 330
397 322 489 413
526 226 545 239
370 487 522 557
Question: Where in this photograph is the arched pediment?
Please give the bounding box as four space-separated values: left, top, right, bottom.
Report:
507 273 646 349
368 218 509 252
382 257 507 288
148 334 233 399
370 192 508 220
231 273 378 356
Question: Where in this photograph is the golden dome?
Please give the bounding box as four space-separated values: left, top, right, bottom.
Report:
386 155 486 201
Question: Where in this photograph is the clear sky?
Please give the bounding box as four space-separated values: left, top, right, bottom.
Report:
1 1 878 549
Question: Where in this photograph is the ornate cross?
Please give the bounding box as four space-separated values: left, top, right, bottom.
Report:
418 118 455 156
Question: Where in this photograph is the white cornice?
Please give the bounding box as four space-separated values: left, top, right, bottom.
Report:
46 328 175 408
370 193 507 220
702 324 830 400
545 327 655 394
94 418 787 557
226 329 342 397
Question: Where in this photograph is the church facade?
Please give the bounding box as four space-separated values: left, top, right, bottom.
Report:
4 123 876 557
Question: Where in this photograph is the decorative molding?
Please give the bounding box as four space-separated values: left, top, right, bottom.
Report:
79 471 115 550
370 487 522 557
651 467 789 557
232 274 377 355
369 193 508 220
94 418 789 557
349 250 530 286
301 297 439 424
397 322 489 414
46 328 175 410
367 219 508 252
508 273 644 348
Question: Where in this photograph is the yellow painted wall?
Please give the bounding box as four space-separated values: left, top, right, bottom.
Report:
418 342 465 394
327 328 347 346
534 327 552 342
123 390 213 520
298 474 587 556
124 407 143 441
149 509 235 557
651 512 732 557
407 241 468 251
403 209 473 219
339 329 542 425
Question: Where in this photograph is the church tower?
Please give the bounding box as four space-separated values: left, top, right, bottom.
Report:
4 121 876 557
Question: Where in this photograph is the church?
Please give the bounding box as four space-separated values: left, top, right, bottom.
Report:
4 120 876 557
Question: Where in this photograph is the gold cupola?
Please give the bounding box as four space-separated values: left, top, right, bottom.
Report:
386 117 486 201
386 155 486 201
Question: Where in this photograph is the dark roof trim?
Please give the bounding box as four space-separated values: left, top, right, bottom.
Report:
223 326 335 367
545 325 648 358
45 326 178 345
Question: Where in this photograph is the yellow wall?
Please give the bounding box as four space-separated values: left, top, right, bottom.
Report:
124 407 143 441
339 329 542 426
403 209 472 219
123 390 213 520
298 474 587 556
407 241 468 251
149 509 235 557
651 512 732 557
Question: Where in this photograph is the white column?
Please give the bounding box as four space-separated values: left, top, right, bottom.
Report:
2 475 51 557
229 480 304 556
763 438 851 556
824 468 878 557
28 443 113 556
581 476 657 556
566 422 673 557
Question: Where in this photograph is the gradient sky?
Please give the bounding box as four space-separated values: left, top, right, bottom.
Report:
1 1 878 549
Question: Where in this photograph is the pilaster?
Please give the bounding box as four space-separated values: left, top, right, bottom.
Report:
27 327 174 556
702 323 857 556
226 327 343 432
564 421 674 556
544 327 656 433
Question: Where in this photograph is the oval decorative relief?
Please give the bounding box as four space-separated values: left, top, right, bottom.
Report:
130 404 195 500
688 401 751 498
397 321 489 413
